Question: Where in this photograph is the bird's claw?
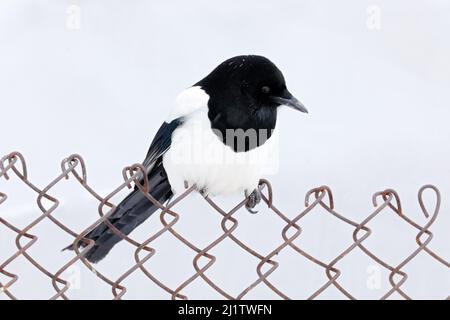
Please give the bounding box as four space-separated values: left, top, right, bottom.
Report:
246 206 259 214
245 189 261 214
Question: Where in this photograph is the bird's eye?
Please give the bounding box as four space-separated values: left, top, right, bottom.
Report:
261 86 271 94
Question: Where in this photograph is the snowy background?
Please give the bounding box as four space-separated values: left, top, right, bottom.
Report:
0 0 449 299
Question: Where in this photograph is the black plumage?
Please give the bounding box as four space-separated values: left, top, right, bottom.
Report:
64 120 183 263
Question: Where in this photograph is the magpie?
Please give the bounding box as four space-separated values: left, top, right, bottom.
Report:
65 55 308 263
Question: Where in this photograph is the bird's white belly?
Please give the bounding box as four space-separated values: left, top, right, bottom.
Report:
163 110 277 196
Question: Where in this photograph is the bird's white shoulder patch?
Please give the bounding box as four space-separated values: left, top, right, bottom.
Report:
167 86 209 121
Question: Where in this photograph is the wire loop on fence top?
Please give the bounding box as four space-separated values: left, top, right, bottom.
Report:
61 154 87 183
0 152 449 300
0 152 28 180
305 185 334 209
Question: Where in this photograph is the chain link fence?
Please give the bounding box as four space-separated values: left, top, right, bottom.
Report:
0 151 449 300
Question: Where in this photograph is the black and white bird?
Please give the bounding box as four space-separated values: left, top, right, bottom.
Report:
65 55 308 263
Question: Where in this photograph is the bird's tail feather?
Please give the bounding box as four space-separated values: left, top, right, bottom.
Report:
63 163 172 263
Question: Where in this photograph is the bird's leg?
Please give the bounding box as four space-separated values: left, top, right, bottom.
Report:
245 189 261 214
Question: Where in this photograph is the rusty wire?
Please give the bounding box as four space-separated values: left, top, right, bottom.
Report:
0 151 449 300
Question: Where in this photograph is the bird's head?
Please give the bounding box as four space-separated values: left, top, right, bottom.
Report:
196 55 307 151
197 55 307 115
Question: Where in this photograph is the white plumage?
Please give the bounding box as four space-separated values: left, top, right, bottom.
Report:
163 86 278 196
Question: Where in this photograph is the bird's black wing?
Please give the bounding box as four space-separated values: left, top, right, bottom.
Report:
142 117 184 172
63 117 185 263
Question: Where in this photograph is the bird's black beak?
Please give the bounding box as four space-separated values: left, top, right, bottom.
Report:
270 90 308 113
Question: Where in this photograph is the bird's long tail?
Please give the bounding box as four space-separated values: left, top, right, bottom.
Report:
63 163 172 263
